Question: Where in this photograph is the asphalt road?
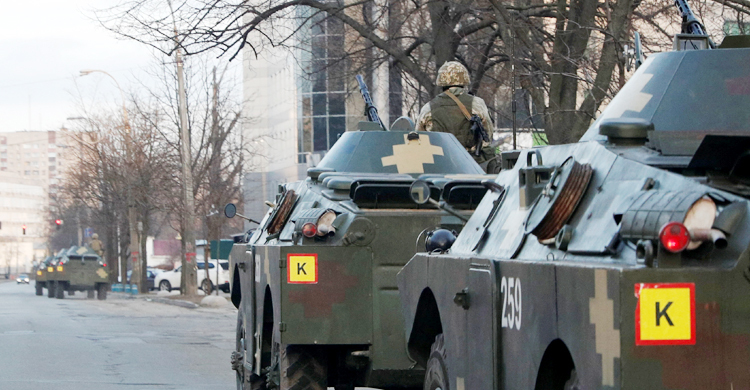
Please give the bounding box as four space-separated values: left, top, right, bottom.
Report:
0 280 237 390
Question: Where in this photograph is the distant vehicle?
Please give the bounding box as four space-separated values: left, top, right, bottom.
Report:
154 259 229 293
50 245 109 300
127 268 162 291
16 274 29 284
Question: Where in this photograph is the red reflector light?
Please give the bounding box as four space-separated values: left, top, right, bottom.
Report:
302 223 317 238
102 263 107 267
659 222 690 253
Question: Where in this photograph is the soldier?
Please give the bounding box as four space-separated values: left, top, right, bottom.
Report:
416 61 497 170
89 233 104 257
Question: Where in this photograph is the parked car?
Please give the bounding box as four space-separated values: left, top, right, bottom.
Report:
16 274 29 284
127 268 162 291
154 260 229 293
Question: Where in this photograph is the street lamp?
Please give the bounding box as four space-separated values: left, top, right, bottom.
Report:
79 69 140 292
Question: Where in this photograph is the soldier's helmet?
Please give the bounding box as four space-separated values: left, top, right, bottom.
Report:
92 233 98 239
436 61 470 87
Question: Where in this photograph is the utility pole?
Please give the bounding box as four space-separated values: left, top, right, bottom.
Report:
169 0 197 296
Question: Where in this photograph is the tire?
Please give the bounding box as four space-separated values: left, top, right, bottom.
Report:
87 289 95 299
234 307 266 390
47 282 55 298
56 282 65 299
97 284 107 300
201 279 213 295
424 334 449 390
159 280 171 292
68 290 75 296
280 345 327 390
35 284 43 296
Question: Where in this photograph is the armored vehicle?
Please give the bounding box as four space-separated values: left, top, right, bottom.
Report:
227 123 496 390
45 251 65 298
51 246 109 300
397 24 750 390
34 256 53 296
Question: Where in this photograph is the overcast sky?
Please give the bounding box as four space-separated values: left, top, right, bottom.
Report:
0 0 175 133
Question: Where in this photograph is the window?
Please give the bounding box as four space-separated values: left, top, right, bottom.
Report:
299 13 351 153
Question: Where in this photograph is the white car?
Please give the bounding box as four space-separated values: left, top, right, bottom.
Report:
154 259 230 293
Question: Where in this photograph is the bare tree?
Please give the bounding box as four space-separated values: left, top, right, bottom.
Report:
99 0 750 144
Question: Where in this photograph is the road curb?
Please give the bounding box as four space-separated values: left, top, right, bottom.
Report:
110 292 199 309
145 297 200 309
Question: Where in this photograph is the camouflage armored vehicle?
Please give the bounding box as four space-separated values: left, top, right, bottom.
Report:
34 256 53 296
51 246 109 300
45 251 65 298
397 20 750 390
226 119 496 389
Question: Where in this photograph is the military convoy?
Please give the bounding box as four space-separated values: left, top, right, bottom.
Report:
36 245 109 300
224 3 750 388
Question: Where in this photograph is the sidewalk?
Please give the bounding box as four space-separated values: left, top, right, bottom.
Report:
110 290 234 310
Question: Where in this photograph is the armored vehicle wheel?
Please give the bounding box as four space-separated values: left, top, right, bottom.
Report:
159 280 171 292
234 308 266 390
97 284 107 300
423 334 449 390
280 345 327 390
35 284 43 296
55 283 65 299
87 289 95 299
47 282 55 298
201 279 213 295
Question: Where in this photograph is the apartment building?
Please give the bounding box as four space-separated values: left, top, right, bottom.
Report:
0 129 74 274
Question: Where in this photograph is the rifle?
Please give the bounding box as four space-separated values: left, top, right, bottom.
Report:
355 75 387 130
469 115 490 157
674 0 716 48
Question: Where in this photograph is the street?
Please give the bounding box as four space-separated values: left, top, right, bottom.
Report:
0 281 237 390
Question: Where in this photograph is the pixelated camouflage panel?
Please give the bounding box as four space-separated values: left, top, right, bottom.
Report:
316 131 483 175
582 48 750 146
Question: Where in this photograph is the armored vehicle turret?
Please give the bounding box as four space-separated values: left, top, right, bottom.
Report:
227 123 494 390
51 246 109 300
398 29 750 390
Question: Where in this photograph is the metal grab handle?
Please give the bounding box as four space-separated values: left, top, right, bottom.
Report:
526 149 543 167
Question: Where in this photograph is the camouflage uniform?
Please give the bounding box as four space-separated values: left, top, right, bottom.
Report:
416 61 496 168
89 233 104 257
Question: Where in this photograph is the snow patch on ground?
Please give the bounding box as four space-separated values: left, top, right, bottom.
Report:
200 295 229 308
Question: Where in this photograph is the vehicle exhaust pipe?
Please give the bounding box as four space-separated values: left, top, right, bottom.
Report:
689 228 728 249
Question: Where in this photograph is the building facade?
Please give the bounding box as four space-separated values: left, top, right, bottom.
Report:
0 129 74 274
